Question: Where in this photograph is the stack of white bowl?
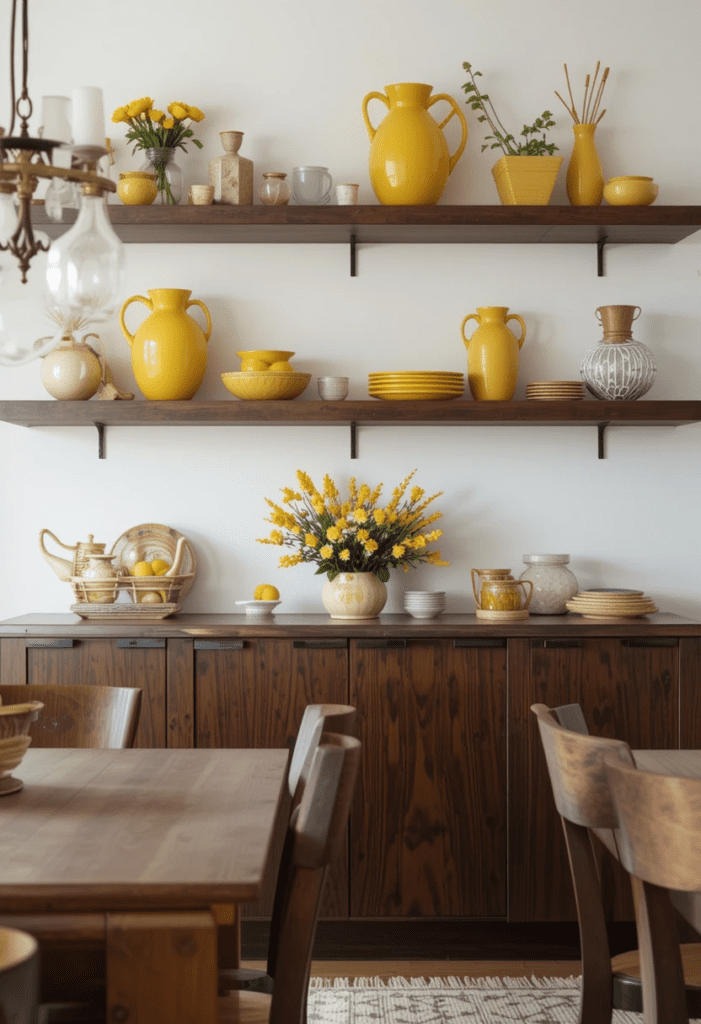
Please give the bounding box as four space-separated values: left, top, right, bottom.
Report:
403 591 446 619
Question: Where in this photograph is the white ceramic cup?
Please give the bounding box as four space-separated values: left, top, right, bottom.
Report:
335 183 359 205
292 166 333 205
189 184 214 205
318 376 349 400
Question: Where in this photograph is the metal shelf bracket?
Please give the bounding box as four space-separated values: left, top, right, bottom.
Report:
597 235 608 277
597 422 609 459
350 233 357 277
350 421 357 459
96 422 106 459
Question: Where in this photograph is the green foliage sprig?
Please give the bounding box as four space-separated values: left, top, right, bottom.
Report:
462 62 558 156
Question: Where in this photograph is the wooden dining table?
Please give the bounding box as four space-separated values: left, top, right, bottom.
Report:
0 746 289 1024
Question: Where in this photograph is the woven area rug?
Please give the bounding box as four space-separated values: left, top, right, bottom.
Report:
306 975 660 1023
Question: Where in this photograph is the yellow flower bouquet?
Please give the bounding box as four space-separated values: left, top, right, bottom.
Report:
258 470 448 582
111 97 205 203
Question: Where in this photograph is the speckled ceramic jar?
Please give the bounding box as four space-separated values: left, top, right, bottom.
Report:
519 554 578 615
321 572 387 620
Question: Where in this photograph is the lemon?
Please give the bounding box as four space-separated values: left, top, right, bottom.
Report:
254 584 280 601
268 361 294 373
139 591 163 604
241 358 270 371
132 561 155 577
151 559 171 576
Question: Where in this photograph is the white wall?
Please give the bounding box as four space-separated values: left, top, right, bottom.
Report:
1 0 700 620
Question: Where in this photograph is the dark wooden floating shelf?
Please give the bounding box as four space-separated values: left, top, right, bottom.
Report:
31 204 701 246
1 399 699 461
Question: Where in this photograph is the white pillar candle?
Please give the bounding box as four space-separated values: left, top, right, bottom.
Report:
71 87 105 148
41 96 72 143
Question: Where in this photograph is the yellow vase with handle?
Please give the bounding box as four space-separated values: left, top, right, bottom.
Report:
461 305 526 401
362 82 468 205
119 288 211 400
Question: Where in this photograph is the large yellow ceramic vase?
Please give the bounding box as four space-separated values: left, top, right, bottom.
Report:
362 82 467 205
461 306 526 401
119 288 212 400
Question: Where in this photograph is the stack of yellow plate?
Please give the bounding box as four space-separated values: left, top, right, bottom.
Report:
526 380 586 401
368 371 464 401
566 589 658 620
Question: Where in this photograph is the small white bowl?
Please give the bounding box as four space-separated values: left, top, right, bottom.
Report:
404 605 445 619
235 600 281 618
318 376 349 401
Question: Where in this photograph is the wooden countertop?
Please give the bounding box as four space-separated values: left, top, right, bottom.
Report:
0 612 699 639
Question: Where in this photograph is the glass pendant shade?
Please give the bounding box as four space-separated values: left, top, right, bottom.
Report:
45 190 124 323
0 191 18 245
0 261 61 365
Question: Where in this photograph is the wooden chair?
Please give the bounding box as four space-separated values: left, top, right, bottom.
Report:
219 732 361 1024
0 927 39 1024
531 702 701 1022
218 704 356 996
604 754 701 1024
0 684 142 749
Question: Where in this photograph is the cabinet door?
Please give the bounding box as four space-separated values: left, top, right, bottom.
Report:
194 637 350 918
509 635 679 922
0 637 167 748
349 637 507 918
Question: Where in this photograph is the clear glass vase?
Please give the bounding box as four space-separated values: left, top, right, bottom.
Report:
139 147 183 205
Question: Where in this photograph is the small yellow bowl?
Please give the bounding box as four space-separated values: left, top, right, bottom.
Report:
222 371 311 400
603 176 658 206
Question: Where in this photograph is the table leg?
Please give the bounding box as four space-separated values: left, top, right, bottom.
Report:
106 911 217 1024
212 904 241 969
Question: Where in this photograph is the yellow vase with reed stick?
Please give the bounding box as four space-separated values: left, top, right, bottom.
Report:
566 123 604 206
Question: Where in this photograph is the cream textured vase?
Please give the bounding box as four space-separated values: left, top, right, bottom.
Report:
321 572 387 619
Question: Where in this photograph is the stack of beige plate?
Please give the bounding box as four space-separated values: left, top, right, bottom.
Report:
566 589 658 620
368 372 464 401
526 380 586 401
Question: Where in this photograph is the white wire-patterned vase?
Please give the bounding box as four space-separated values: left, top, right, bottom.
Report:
580 305 656 401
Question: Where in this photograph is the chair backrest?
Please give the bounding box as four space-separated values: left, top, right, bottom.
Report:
531 702 635 828
604 754 701 893
0 684 142 749
287 703 356 804
0 927 39 1024
267 732 361 1024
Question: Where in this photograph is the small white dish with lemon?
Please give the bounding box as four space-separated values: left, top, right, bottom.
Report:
237 583 281 617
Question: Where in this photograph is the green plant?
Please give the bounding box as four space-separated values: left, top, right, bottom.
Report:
462 62 558 156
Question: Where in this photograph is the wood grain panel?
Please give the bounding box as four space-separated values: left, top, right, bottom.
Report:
195 638 349 918
0 638 27 685
166 638 194 748
509 636 679 922
25 640 166 748
679 637 701 748
349 638 507 918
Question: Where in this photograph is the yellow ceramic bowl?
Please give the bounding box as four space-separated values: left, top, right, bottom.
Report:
222 371 311 400
0 701 42 740
603 176 659 206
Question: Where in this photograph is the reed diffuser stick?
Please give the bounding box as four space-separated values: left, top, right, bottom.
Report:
554 90 576 121
590 67 610 123
585 61 601 122
594 108 606 125
581 75 590 126
563 64 580 123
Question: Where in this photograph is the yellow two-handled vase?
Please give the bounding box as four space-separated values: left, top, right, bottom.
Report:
120 288 212 401
362 82 467 205
461 305 526 401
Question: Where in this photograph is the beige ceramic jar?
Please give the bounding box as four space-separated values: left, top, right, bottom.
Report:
519 554 578 615
40 334 102 400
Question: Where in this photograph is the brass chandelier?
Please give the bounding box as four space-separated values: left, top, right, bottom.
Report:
0 0 116 283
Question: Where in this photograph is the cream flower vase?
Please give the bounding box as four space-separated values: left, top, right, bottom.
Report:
321 572 387 620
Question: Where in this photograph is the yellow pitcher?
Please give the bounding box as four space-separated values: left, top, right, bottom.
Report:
461 306 526 401
362 82 468 205
120 288 211 401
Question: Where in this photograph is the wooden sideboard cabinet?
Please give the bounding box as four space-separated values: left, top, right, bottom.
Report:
1 613 699 934
349 636 507 918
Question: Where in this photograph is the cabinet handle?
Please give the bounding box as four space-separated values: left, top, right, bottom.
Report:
453 638 506 648
530 639 582 649
193 640 244 650
25 638 74 648
115 638 166 649
356 639 407 649
293 639 348 649
622 638 678 648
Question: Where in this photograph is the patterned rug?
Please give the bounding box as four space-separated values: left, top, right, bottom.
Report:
307 976 656 1024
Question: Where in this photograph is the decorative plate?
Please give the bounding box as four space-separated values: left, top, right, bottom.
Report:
109 524 197 598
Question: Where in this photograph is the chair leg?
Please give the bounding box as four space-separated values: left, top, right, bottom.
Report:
561 818 614 1024
632 877 688 1024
